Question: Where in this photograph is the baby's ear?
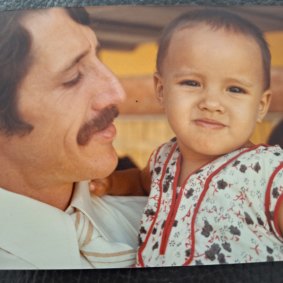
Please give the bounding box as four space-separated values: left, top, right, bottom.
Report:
153 72 165 106
257 89 272 123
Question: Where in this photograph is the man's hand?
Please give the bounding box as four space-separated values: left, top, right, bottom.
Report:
89 177 112 197
89 168 150 196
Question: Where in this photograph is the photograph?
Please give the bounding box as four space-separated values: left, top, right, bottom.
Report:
0 3 282 275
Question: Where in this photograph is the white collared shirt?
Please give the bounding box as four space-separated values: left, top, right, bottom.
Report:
0 181 147 269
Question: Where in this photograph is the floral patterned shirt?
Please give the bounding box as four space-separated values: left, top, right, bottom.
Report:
137 138 283 267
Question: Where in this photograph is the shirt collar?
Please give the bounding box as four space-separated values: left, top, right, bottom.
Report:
66 181 111 240
65 181 90 214
67 180 93 214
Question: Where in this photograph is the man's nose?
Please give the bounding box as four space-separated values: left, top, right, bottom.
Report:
198 89 225 113
90 60 126 108
103 63 126 104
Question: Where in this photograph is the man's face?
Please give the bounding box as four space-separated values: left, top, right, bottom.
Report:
11 8 125 185
155 24 271 160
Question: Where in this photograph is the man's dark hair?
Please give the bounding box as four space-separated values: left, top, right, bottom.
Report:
0 8 90 135
156 8 271 90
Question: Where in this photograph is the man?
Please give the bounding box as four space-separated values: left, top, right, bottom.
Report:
0 7 146 269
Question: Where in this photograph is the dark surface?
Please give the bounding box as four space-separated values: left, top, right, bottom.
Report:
1 0 283 11
0 0 283 282
1 262 283 283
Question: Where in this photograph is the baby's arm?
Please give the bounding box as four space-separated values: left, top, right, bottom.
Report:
278 203 283 235
90 165 151 196
268 162 283 238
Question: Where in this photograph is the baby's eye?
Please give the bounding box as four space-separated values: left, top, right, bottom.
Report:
227 86 246 94
179 80 200 87
63 73 83 88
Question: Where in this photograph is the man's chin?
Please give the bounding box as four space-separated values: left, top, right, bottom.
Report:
92 156 118 179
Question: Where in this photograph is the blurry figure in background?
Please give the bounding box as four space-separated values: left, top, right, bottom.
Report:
92 9 283 267
116 156 139 170
268 120 283 148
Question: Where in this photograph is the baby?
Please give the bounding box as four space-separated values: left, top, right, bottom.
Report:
92 8 283 266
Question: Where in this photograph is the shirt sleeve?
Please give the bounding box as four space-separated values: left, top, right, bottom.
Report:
265 163 283 241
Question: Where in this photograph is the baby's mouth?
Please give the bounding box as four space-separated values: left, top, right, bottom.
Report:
194 118 226 129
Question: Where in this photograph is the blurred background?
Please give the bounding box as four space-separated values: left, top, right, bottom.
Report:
85 5 283 168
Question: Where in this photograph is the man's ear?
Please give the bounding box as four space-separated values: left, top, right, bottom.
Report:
153 72 164 106
257 89 272 123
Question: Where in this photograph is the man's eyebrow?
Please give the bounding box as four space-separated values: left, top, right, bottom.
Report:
57 36 100 74
59 49 89 74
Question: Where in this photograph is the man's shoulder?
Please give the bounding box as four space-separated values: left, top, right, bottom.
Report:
0 248 36 269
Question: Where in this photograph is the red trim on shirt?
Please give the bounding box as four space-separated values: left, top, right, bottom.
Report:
273 193 283 239
265 163 283 238
148 143 163 168
139 143 265 267
137 142 178 267
184 145 261 266
160 155 182 255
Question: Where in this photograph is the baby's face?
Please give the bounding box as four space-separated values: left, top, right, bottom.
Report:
155 24 271 159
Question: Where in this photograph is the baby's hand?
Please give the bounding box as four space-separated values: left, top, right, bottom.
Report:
89 177 112 197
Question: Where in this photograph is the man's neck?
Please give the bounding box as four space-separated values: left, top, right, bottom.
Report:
0 139 76 210
0 180 75 210
21 184 75 210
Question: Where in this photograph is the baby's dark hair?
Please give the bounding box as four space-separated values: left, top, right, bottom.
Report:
156 8 271 90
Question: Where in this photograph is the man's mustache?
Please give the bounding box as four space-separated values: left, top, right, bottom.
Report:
77 105 119 146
